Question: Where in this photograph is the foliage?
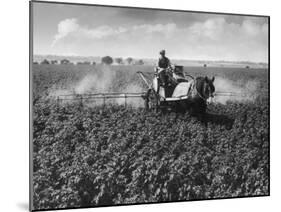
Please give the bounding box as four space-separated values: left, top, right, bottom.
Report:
32 64 269 210
126 57 133 65
60 59 70 65
115 57 123 64
135 59 144 65
33 101 269 210
101 56 113 65
41 59 50 65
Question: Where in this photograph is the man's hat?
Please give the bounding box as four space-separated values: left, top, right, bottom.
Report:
160 50 165 55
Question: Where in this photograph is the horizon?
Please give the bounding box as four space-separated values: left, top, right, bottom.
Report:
33 54 268 64
33 2 269 63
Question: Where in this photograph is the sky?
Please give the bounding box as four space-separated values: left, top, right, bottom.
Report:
32 2 269 63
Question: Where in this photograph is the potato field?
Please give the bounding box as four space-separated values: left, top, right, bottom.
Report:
32 64 269 210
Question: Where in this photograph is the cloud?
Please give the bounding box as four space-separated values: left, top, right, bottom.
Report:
133 23 177 34
82 25 128 39
188 17 268 43
52 19 179 45
165 17 268 62
50 17 268 62
52 18 79 46
52 18 129 46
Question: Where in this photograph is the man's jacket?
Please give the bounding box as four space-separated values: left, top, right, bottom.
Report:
158 56 170 69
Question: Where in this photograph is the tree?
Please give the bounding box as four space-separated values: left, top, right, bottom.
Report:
101 56 113 65
135 59 144 65
51 60 58 64
60 59 70 64
126 57 133 65
83 61 91 65
77 61 90 65
115 57 123 65
41 59 49 65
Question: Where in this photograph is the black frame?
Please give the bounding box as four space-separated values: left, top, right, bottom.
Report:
29 1 270 211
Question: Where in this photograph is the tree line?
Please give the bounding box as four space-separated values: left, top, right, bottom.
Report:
34 56 144 65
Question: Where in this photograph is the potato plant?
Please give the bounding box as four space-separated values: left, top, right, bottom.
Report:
33 99 269 210
32 64 269 210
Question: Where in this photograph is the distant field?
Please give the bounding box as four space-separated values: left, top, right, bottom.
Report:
32 64 268 101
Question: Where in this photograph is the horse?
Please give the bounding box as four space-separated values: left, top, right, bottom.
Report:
174 76 215 114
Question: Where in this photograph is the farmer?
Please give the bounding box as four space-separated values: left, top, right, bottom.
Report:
157 50 171 87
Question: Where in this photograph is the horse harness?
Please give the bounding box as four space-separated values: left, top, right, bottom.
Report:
189 79 208 101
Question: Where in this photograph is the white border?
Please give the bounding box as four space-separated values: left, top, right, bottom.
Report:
1 0 278 212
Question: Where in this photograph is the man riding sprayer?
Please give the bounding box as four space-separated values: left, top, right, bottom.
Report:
156 49 171 87
154 50 189 98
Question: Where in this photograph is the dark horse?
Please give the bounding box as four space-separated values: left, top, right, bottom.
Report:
175 76 233 128
177 76 215 114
